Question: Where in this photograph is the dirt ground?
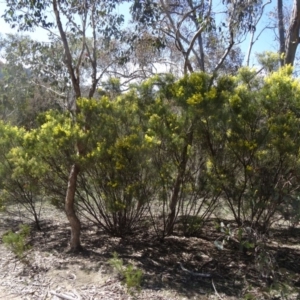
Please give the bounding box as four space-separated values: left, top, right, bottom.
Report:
0 205 300 300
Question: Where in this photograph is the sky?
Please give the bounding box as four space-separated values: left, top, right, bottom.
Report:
0 2 51 42
239 0 284 66
0 1 131 42
0 0 292 67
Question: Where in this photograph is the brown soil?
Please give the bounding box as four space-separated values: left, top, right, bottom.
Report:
0 205 300 299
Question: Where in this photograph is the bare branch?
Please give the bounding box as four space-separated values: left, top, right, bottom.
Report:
30 80 67 99
214 33 235 73
245 0 272 66
52 0 80 99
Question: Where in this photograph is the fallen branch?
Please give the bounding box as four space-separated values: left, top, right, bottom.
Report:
212 279 223 300
50 290 81 300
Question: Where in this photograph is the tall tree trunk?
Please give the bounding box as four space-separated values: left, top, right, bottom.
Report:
278 0 285 66
285 0 300 65
53 0 83 251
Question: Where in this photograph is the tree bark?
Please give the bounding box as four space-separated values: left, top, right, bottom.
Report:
285 0 300 65
166 130 193 235
52 0 82 251
277 0 285 66
65 164 82 252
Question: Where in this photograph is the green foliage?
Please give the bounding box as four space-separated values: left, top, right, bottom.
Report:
108 252 143 294
0 121 46 229
0 34 64 127
256 51 281 72
101 77 121 97
74 95 156 235
267 281 295 300
134 72 221 236
214 221 278 281
2 224 31 258
179 215 204 236
203 66 300 229
1 66 300 239
0 197 6 212
243 293 256 300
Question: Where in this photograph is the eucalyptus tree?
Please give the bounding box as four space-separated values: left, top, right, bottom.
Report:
130 0 265 75
244 0 272 67
127 0 263 234
0 34 65 126
253 0 300 69
3 0 129 251
277 0 300 66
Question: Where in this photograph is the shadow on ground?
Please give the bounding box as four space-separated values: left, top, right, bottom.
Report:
1 209 300 299
22 217 300 299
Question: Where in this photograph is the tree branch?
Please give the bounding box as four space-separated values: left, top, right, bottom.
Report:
52 0 81 99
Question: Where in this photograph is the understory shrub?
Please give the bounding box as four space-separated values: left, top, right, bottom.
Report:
214 222 276 278
108 252 143 294
0 122 43 230
74 96 157 236
2 224 31 258
203 66 300 230
1 66 300 239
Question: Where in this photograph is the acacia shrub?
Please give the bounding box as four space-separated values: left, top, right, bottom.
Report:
134 74 221 237
74 96 157 236
4 110 77 231
0 122 44 229
5 66 300 238
203 66 300 230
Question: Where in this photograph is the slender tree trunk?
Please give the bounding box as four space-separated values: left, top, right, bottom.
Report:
53 0 83 251
285 0 300 65
166 172 184 236
65 164 82 251
166 131 193 235
187 0 205 71
246 0 271 66
278 0 285 66
33 211 41 231
197 33 205 72
246 30 255 67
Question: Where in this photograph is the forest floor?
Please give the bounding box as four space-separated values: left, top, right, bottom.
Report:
0 205 300 299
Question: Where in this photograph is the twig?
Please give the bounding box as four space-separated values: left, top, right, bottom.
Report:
50 290 81 300
212 279 223 300
72 289 81 299
42 287 49 300
31 283 49 287
178 262 211 278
